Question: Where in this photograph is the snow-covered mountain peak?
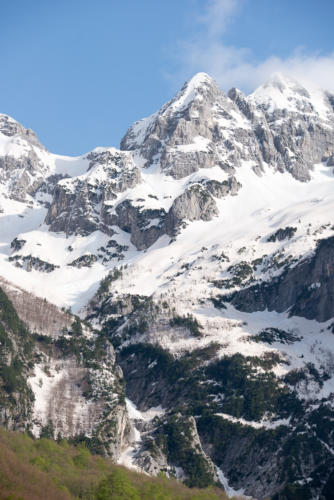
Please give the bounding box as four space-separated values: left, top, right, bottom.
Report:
167 72 221 112
250 72 332 121
263 72 304 91
0 113 45 150
3 75 334 499
184 71 214 87
120 72 223 158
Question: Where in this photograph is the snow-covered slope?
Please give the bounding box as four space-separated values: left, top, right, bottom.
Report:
1 73 334 498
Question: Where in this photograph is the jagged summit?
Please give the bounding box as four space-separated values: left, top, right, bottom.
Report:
262 72 306 91
250 72 311 106
120 71 223 157
249 72 332 122
0 113 45 150
184 71 214 86
166 72 221 112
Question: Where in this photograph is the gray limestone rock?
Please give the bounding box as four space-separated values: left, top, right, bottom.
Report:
45 149 141 236
0 114 45 150
165 184 218 236
227 235 334 322
0 150 47 202
111 200 166 251
327 153 334 166
121 72 334 186
121 73 262 179
204 175 241 198
249 75 334 181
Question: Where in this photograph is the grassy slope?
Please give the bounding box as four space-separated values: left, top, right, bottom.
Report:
0 428 234 500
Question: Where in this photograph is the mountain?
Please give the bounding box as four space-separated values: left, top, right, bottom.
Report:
1 72 334 499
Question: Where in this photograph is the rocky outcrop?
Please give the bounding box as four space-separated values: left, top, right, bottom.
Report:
0 114 45 150
248 74 334 181
327 153 334 166
204 175 241 198
46 167 222 249
267 226 297 242
227 235 334 321
165 184 218 236
110 200 166 251
0 150 47 202
0 114 52 202
45 149 141 236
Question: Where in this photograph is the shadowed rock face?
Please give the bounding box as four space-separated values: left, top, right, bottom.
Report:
111 200 166 251
108 183 220 249
227 236 334 322
45 164 237 249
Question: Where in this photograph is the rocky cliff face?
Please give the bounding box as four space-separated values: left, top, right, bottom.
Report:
0 114 50 202
121 73 254 178
122 72 334 183
0 284 132 460
227 236 334 322
45 148 141 236
248 74 334 181
0 114 45 150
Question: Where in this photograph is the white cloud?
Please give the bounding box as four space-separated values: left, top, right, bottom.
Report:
199 0 241 39
172 0 334 94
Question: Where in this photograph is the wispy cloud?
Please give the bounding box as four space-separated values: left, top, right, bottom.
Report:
199 0 240 39
172 0 334 93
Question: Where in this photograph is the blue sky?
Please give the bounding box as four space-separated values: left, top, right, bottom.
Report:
1 0 334 155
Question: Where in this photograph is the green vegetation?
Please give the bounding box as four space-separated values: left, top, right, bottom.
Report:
69 253 98 268
0 287 35 427
161 415 215 488
71 316 83 336
206 353 302 421
0 286 30 337
97 294 158 347
272 483 312 500
252 328 302 345
9 254 60 272
97 268 124 296
0 427 230 500
212 261 254 290
170 314 203 337
267 227 297 242
121 342 219 391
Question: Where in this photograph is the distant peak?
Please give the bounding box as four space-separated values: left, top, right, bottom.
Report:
0 112 46 150
185 72 216 88
263 72 304 92
250 72 312 105
167 72 221 113
181 72 220 97
0 113 19 127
